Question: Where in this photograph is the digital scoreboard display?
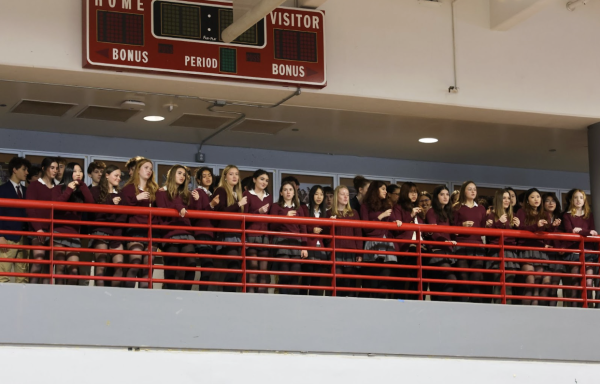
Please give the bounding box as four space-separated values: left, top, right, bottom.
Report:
84 0 326 88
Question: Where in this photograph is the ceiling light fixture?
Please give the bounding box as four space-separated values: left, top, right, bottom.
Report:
144 116 165 122
419 138 438 144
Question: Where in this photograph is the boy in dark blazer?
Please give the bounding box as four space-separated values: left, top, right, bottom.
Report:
0 157 31 283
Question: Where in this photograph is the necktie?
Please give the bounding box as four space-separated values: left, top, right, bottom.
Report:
16 185 22 199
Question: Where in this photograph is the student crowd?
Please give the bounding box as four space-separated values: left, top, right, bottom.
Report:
0 157 596 306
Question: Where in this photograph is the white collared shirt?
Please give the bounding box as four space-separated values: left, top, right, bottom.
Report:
283 203 296 209
10 180 23 197
37 178 53 187
249 189 270 199
462 202 479 207
199 186 212 197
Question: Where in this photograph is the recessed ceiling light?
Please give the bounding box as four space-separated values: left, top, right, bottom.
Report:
144 116 165 122
292 128 299 131
549 149 557 152
419 138 438 144
0 104 6 107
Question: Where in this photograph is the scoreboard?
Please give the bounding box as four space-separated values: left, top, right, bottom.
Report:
84 0 327 88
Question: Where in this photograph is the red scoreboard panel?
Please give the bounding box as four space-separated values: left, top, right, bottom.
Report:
84 0 326 88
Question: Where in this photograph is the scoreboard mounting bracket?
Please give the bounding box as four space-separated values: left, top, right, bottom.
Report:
83 0 327 88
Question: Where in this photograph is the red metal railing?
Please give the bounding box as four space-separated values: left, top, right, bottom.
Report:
0 198 598 307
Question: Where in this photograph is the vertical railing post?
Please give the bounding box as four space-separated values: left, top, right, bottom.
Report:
580 237 588 308
417 228 423 301
332 222 337 297
499 233 506 305
241 216 247 293
148 212 153 289
50 205 55 285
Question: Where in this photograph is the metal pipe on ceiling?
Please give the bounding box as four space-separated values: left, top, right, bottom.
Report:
222 0 287 43
198 87 301 151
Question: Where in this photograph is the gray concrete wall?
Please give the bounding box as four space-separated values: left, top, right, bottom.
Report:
0 127 590 190
1 284 599 362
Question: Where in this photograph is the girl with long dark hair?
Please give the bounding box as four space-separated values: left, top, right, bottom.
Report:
390 182 422 297
269 180 308 295
516 188 560 305
26 157 58 284
542 192 566 306
350 175 370 213
243 169 273 293
190 167 218 291
90 165 125 287
425 185 457 301
360 181 396 298
299 185 328 295
51 162 95 285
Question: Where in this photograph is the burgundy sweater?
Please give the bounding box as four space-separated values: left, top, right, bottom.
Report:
190 187 214 238
516 208 555 248
212 187 243 230
452 204 486 245
156 190 193 239
425 208 453 250
390 205 420 252
52 183 95 234
269 203 307 244
300 204 326 247
26 179 55 232
562 212 596 250
360 203 392 238
325 209 363 254
485 212 517 246
120 184 159 226
89 186 126 236
243 190 273 233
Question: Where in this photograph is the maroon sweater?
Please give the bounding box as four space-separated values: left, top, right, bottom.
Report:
562 212 596 250
26 179 55 232
516 208 555 248
52 183 95 234
300 204 326 247
360 203 392 238
486 212 517 246
425 208 453 250
243 190 273 233
390 205 420 252
89 186 126 236
189 187 214 238
325 209 363 255
452 204 486 245
120 184 159 225
156 190 193 239
269 203 307 244
212 187 243 230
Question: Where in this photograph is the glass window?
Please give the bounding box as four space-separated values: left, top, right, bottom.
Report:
281 173 333 205
0 153 19 185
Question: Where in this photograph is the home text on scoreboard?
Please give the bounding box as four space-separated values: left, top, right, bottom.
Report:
84 0 327 88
